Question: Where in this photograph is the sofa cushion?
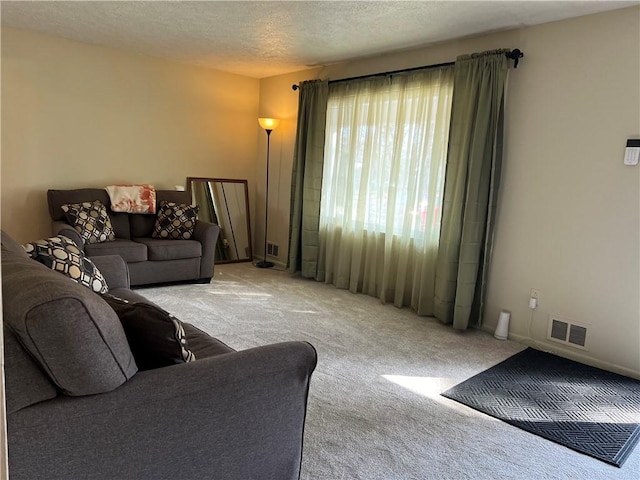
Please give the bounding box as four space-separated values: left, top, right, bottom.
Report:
128 258 201 286
101 293 196 370
2 250 138 396
61 200 116 244
109 212 132 240
47 189 131 239
48 188 111 221
152 201 199 240
85 238 148 263
132 237 201 261
3 325 58 414
129 213 157 238
23 236 109 294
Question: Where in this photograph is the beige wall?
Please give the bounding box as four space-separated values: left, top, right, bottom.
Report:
486 8 639 376
1 28 260 243
257 68 321 264
258 7 640 376
1 10 638 377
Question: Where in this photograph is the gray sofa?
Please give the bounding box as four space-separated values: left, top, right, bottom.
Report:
47 188 220 286
2 230 317 480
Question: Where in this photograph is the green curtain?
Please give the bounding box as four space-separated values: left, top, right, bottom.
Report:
434 49 509 330
287 79 329 278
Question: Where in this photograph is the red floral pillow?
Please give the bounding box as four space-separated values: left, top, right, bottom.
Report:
106 184 156 214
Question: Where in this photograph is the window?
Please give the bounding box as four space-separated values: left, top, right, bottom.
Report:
320 68 454 248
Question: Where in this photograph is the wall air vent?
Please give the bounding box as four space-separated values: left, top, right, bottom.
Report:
547 315 589 350
550 319 568 341
267 242 279 258
568 324 587 347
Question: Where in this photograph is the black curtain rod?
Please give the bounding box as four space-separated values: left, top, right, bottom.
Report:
292 48 523 91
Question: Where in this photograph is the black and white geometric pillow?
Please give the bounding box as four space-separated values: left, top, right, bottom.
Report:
170 317 196 363
23 235 109 294
101 294 197 370
61 200 116 244
151 201 199 240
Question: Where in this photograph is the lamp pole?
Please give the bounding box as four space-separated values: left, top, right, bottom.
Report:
256 118 279 268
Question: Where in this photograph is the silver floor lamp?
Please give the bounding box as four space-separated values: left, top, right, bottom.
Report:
256 117 280 268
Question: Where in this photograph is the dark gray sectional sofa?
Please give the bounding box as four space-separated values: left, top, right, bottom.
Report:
2 230 317 480
47 188 220 286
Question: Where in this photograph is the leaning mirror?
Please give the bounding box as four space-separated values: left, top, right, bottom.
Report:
187 177 252 263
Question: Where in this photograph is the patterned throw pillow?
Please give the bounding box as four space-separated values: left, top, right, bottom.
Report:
61 200 116 244
23 236 109 294
152 201 199 240
101 294 196 370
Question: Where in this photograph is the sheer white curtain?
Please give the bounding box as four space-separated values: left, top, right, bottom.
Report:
317 67 454 315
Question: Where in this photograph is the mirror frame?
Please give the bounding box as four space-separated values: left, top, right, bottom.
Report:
187 177 253 264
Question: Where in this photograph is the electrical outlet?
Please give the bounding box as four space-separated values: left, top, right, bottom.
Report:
530 288 541 300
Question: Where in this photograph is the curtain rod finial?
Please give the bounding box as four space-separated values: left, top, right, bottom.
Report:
507 49 524 68
292 84 299 91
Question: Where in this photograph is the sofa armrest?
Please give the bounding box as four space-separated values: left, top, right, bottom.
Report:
52 221 83 249
7 341 317 480
52 222 129 289
89 254 130 290
193 219 220 280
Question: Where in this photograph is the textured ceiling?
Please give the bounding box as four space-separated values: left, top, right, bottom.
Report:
1 1 637 78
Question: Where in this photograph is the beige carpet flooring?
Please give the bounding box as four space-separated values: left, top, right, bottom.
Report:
140 263 640 480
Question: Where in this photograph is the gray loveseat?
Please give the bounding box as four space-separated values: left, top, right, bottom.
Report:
2 230 317 480
47 188 220 286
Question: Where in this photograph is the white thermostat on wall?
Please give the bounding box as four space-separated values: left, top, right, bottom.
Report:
624 139 640 166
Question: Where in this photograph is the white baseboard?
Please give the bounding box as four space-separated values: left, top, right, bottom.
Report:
270 259 286 269
481 325 640 380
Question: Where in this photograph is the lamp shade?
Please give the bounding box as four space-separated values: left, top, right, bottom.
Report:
258 118 280 131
